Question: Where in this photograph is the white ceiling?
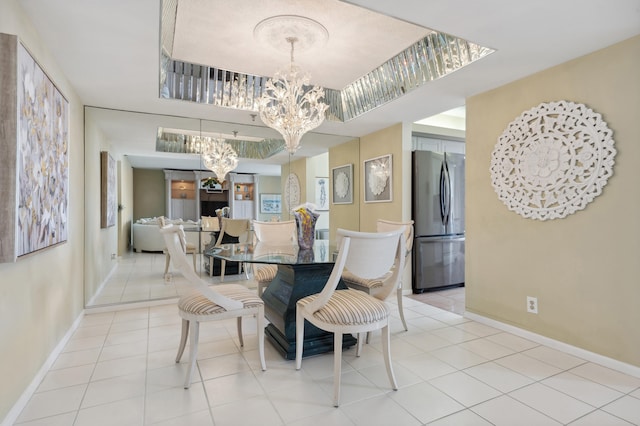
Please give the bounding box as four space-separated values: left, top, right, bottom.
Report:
19 0 640 173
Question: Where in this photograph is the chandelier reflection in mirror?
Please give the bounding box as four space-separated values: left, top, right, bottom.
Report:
200 138 238 183
258 37 328 155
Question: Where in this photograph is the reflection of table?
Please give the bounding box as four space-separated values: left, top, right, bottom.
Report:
207 241 356 359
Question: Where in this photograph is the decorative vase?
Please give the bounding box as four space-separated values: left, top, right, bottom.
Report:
293 206 319 250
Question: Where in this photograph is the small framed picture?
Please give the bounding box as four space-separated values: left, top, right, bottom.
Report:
332 164 353 204
260 193 282 214
315 177 329 210
363 154 392 203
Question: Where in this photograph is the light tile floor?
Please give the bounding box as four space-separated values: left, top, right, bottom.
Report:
13 257 640 425
408 287 466 315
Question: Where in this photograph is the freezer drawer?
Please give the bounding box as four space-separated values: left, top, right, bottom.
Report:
412 236 465 293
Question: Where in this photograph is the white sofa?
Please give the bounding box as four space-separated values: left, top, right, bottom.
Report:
132 218 200 252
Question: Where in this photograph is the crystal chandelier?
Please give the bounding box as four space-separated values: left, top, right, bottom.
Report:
258 37 328 155
200 137 238 182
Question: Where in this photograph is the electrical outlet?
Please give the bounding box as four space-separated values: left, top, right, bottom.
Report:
111 253 116 260
527 296 538 314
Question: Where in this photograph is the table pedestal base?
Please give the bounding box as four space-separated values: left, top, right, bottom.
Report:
261 263 357 360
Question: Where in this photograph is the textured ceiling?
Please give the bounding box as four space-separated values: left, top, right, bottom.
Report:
17 0 640 172
170 0 432 90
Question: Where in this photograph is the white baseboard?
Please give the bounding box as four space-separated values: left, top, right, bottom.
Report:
2 311 85 426
464 311 640 379
85 297 176 314
86 262 118 307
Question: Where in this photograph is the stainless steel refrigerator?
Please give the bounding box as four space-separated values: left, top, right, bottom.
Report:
412 150 465 293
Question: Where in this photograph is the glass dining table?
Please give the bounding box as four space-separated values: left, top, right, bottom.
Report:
206 240 357 360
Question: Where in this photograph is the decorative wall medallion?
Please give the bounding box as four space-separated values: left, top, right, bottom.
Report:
490 101 616 220
335 171 349 198
284 172 300 211
332 163 353 204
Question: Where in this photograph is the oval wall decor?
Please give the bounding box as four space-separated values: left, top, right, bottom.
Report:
490 101 616 220
283 172 300 211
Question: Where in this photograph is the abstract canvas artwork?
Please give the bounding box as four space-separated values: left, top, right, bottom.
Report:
17 42 70 255
101 151 116 228
0 33 69 262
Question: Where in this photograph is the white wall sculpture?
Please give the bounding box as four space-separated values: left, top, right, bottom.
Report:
490 101 616 220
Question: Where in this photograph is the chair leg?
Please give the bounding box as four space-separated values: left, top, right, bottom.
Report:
191 252 196 272
365 331 371 344
397 284 408 332
175 318 189 363
220 259 226 282
333 332 343 407
236 316 244 347
243 263 250 280
381 323 398 391
295 309 305 370
184 320 200 389
257 306 266 371
356 332 364 357
164 253 171 275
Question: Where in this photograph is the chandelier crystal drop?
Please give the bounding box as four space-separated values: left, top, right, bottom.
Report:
258 37 328 155
201 137 238 182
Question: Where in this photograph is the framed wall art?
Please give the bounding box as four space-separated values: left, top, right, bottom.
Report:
260 193 282 214
331 164 353 204
315 177 329 211
363 154 392 203
0 33 69 262
100 151 116 228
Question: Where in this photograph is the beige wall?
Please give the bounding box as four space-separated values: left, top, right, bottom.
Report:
359 123 406 231
0 0 85 419
466 35 640 366
329 138 360 241
118 157 133 255
256 175 281 221
84 108 118 306
132 169 166 220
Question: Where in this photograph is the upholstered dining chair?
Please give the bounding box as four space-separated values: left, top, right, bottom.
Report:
296 228 405 407
160 224 266 388
342 219 414 335
213 218 251 281
251 220 297 295
158 216 197 275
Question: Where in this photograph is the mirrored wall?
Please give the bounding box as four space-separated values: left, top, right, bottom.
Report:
84 106 358 307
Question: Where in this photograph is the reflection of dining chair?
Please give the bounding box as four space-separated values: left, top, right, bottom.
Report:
342 219 414 334
159 216 196 275
214 218 251 281
201 215 219 231
252 220 297 295
296 228 405 407
160 224 266 388
200 215 219 251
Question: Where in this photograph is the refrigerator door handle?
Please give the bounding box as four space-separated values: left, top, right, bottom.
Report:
439 163 446 225
442 159 451 226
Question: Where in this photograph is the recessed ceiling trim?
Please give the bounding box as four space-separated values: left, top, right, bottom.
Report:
159 4 494 122
156 128 285 159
